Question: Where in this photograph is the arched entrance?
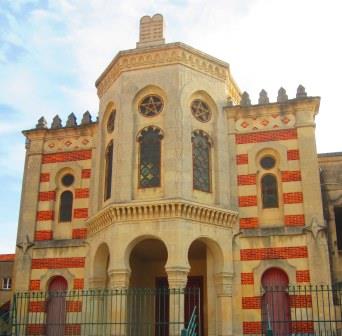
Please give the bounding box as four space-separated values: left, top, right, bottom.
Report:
46 276 68 336
188 239 222 336
261 268 291 335
93 243 110 288
128 238 168 336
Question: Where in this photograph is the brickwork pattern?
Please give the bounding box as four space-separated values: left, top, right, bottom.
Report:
36 210 54 221
81 169 91 178
75 188 89 199
239 195 257 207
241 272 254 285
40 173 50 182
283 192 303 204
296 270 311 283
240 246 308 261
72 229 87 239
236 129 297 145
31 257 85 269
240 217 259 229
34 230 53 241
42 150 91 164
73 208 88 219
284 214 305 226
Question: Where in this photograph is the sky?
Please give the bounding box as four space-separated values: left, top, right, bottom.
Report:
0 0 341 253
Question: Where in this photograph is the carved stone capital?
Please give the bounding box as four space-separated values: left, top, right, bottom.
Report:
214 272 234 297
166 266 190 288
108 269 131 289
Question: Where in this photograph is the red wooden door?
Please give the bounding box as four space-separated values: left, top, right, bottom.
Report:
46 276 68 336
261 268 290 336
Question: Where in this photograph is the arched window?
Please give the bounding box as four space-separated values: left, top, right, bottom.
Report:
192 130 211 192
59 191 73 222
261 174 278 208
104 141 113 200
137 127 163 188
261 268 290 335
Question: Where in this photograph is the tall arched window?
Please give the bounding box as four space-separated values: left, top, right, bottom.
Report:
104 141 113 201
192 130 211 192
59 191 73 222
137 127 163 188
261 174 279 208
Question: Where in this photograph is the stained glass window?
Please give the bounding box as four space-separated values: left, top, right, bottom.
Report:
191 99 211 122
104 141 113 200
261 174 279 208
59 191 73 222
260 156 275 170
107 110 116 133
192 131 211 192
139 95 163 117
138 127 163 188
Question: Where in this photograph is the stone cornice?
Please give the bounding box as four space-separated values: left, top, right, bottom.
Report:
95 42 241 100
86 199 238 236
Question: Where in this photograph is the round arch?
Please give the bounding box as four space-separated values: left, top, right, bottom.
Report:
93 242 110 288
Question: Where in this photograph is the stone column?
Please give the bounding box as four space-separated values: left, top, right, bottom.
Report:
166 266 189 336
215 272 234 336
108 269 131 336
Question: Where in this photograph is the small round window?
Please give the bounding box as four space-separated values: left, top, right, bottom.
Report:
260 156 276 170
107 110 116 133
139 95 163 117
191 99 211 122
61 174 74 187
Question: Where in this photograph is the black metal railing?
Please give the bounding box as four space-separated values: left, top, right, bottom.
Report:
259 285 342 336
9 287 201 336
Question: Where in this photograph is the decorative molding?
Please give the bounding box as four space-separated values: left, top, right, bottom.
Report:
236 114 295 132
96 43 232 98
87 199 238 236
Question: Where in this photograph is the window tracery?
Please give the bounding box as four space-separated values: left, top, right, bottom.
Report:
191 99 211 122
137 127 163 188
192 130 211 192
139 95 163 117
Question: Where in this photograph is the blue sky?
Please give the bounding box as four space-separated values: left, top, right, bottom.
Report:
0 0 341 253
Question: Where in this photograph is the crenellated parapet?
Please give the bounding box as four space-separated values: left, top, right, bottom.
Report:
225 85 320 133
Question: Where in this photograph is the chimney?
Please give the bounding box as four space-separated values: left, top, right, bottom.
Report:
137 14 165 48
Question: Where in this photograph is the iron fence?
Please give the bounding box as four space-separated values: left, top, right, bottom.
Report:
8 287 200 336
259 285 342 336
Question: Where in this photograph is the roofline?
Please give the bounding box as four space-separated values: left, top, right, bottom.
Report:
95 42 231 88
318 152 342 158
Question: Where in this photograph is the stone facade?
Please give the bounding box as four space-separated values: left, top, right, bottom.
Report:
10 14 341 336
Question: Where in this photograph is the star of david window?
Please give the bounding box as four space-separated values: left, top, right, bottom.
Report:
107 110 116 133
261 174 279 208
192 131 211 192
138 127 163 188
139 95 163 117
191 99 211 123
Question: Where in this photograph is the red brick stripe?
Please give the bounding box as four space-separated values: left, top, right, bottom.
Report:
38 191 56 201
40 173 50 182
283 192 303 204
291 321 314 333
239 196 257 207
66 301 82 312
287 149 300 160
242 296 261 309
296 270 311 283
31 257 85 269
34 230 53 241
73 278 84 290
29 280 41 291
72 228 87 239
236 129 297 145
73 208 88 219
236 154 248 165
240 217 259 229
290 295 312 308
75 188 89 199
240 246 308 261
281 171 301 182
36 210 54 221
241 273 254 285
42 150 91 164
243 321 262 334
237 174 256 185
81 169 91 178
285 214 305 226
